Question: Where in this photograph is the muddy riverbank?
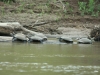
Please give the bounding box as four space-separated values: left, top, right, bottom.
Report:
0 0 100 41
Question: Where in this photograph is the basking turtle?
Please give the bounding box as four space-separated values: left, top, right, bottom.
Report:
35 33 47 41
12 33 29 42
58 36 73 43
28 35 47 43
77 38 92 44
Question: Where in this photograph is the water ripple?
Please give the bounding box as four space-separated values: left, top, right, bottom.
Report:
0 62 100 74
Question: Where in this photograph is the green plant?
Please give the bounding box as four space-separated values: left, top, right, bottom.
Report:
17 2 25 13
91 11 99 17
63 2 69 14
46 0 50 6
66 2 69 6
78 2 87 16
78 0 99 16
87 0 100 16
64 2 73 14
0 0 15 3
1 7 5 15
87 0 95 14
97 4 100 12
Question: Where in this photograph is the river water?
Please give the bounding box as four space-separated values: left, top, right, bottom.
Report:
0 42 100 75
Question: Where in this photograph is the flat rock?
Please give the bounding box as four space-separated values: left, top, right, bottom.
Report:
0 36 12 42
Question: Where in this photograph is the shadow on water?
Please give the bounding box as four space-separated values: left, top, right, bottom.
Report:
0 41 100 75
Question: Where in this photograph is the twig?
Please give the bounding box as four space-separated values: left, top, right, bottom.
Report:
30 20 48 27
49 3 61 8
58 0 65 10
33 22 48 26
34 20 39 24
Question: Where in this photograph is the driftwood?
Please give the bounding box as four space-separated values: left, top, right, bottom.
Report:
0 22 47 42
0 36 12 42
29 20 48 27
0 22 22 36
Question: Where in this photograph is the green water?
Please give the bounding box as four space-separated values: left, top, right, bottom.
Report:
0 42 100 75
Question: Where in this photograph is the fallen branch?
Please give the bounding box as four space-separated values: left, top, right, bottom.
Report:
33 22 48 27
0 22 47 39
58 0 65 11
49 3 61 8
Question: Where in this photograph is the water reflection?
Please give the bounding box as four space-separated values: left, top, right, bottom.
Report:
0 42 100 75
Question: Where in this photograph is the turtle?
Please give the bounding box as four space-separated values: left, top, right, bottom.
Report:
77 38 92 44
58 36 73 43
11 33 29 42
28 35 47 43
35 32 47 41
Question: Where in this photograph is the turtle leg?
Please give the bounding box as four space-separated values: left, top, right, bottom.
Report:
12 37 17 42
28 38 32 43
27 39 30 43
23 40 27 43
40 40 43 43
43 38 47 41
59 38 63 42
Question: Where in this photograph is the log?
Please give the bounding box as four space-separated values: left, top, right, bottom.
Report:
0 22 22 36
0 22 47 38
0 36 12 42
0 22 22 29
21 27 47 38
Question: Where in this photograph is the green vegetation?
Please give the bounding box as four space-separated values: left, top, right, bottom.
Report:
17 2 25 13
62 2 73 16
1 7 5 15
88 0 95 13
97 4 100 11
78 0 100 17
0 0 99 17
0 0 15 3
78 2 87 16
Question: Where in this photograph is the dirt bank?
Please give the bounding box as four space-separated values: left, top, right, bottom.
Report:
0 0 100 35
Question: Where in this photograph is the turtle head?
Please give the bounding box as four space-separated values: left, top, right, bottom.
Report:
10 32 15 37
26 38 29 41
